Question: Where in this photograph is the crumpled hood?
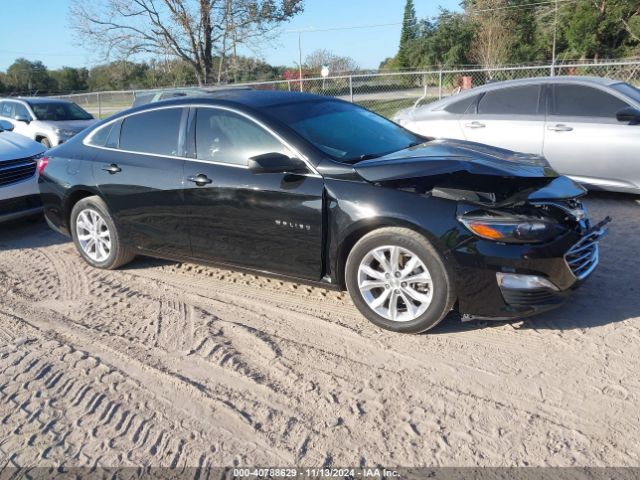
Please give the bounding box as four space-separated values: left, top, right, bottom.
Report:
0 131 46 161
355 138 554 181
353 138 586 203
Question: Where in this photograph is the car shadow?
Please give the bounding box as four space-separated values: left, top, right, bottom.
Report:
431 191 640 334
0 216 69 250
120 256 177 270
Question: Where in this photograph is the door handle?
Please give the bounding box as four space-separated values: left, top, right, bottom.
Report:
464 121 485 128
547 124 573 132
187 174 213 186
101 163 121 174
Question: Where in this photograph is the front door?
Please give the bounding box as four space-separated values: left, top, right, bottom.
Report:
92 107 190 256
460 83 545 154
543 83 640 190
183 107 324 280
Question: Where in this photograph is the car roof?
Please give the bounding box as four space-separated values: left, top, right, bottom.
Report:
420 75 627 112
479 75 620 88
128 89 340 113
445 75 621 100
7 97 75 105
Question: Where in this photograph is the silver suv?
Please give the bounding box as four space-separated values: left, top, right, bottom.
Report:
0 97 96 148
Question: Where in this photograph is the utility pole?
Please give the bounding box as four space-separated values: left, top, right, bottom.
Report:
551 0 558 76
298 32 303 92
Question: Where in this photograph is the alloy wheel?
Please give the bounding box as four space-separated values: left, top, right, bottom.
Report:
76 208 112 263
357 245 433 322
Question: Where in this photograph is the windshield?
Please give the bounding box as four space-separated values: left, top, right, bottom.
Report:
611 82 640 104
267 100 423 162
29 102 93 121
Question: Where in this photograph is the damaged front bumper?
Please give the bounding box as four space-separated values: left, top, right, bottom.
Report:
455 216 610 321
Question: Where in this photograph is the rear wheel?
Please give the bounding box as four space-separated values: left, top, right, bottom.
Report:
39 137 51 149
70 196 135 269
345 227 456 334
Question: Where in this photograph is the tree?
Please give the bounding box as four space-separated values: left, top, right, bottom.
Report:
409 13 475 68
69 0 304 86
88 61 150 91
467 0 516 70
5 58 55 94
505 0 546 63
304 49 359 75
397 0 418 68
561 0 639 60
49 67 89 92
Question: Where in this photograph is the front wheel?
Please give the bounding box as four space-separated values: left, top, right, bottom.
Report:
345 227 456 334
70 196 135 269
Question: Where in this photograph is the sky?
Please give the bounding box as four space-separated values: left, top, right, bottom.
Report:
0 0 461 72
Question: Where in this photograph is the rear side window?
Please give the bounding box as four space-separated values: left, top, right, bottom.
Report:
444 95 477 114
120 108 183 156
553 85 629 117
88 120 121 148
195 108 290 166
88 123 113 147
477 85 540 115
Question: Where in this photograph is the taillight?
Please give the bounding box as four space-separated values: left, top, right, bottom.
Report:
37 156 49 175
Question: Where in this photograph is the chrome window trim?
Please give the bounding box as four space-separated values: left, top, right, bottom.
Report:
83 103 321 177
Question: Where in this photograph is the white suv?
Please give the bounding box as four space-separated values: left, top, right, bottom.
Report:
0 120 46 223
0 97 96 148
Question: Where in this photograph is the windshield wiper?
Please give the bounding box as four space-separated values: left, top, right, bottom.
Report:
345 141 425 164
358 153 382 161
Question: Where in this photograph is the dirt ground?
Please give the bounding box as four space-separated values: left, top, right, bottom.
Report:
0 193 639 469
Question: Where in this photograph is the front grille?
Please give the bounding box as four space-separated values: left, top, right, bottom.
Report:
502 288 558 306
565 231 601 280
0 157 38 187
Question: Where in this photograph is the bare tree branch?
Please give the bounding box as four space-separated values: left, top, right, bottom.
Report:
70 0 304 85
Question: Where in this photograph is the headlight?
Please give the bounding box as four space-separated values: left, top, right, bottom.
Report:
459 214 565 244
54 128 76 138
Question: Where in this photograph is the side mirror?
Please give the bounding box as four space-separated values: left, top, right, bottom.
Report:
616 106 640 125
248 152 308 174
0 119 14 132
14 114 31 124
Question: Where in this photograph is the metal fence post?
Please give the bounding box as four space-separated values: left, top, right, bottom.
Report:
438 69 443 100
349 75 353 103
97 92 102 119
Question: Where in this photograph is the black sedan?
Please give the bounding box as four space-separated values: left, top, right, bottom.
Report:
38 91 608 334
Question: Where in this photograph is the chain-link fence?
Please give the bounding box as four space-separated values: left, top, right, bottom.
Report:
49 60 640 120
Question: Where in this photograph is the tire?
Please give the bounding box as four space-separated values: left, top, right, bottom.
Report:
345 227 456 334
39 137 51 149
70 196 135 269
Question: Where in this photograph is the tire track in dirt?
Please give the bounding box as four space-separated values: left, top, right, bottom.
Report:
0 310 294 468
1 196 640 466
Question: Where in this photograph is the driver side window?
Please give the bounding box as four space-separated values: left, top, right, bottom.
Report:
194 108 292 166
14 103 30 119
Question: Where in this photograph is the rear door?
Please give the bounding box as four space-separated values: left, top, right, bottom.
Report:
460 84 545 154
183 106 324 280
543 83 638 190
92 107 190 256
